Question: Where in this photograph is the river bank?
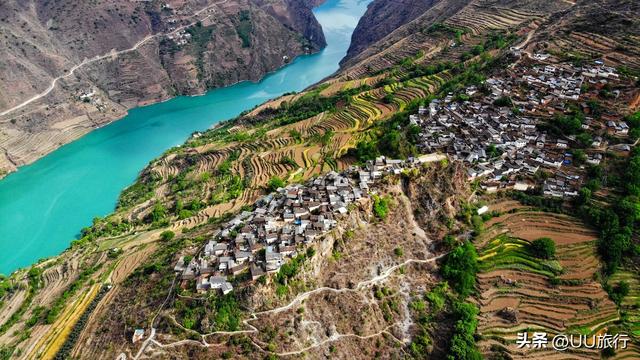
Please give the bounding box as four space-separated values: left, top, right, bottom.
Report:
0 0 371 275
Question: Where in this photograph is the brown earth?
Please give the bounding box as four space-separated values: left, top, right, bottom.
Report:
0 0 325 176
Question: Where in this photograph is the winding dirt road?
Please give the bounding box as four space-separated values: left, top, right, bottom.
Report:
127 254 446 359
0 0 228 118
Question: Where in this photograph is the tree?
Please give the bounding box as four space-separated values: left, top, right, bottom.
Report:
354 140 379 162
493 96 512 107
572 149 586 165
607 280 630 305
151 203 167 223
160 230 175 242
577 187 592 205
442 242 478 297
529 237 555 259
373 195 390 219
266 176 285 192
575 133 593 148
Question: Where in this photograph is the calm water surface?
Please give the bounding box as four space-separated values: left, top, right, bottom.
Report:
0 0 371 274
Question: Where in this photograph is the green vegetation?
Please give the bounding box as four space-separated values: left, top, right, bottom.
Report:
54 285 110 360
393 247 404 257
426 23 466 43
252 85 370 129
117 173 160 209
479 235 562 278
80 216 134 241
43 264 102 324
0 267 42 339
160 230 175 242
279 156 298 168
448 301 482 360
0 276 15 299
372 194 391 220
350 103 422 162
235 10 252 48
310 129 334 146
174 293 242 332
529 237 556 259
493 96 512 107
185 22 215 78
441 241 478 298
605 280 630 306
626 111 640 140
274 250 314 297
576 149 640 274
266 176 285 192
148 203 168 227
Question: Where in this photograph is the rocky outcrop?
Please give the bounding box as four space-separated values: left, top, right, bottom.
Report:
343 0 440 63
0 0 326 176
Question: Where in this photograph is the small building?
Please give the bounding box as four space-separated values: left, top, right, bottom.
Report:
132 329 145 343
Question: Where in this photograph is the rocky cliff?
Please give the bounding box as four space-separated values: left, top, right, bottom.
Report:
342 0 441 63
0 0 325 176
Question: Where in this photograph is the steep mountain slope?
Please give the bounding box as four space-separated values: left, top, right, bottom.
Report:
343 0 441 63
0 0 324 176
343 0 640 76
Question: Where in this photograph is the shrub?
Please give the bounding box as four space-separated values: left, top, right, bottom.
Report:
441 242 478 297
529 237 555 259
160 230 175 242
493 96 512 107
266 176 285 192
394 247 404 257
607 280 630 305
372 195 391 219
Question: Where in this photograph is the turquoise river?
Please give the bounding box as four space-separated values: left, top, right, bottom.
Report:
0 0 371 275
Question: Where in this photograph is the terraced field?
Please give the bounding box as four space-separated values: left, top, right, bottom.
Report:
473 204 632 359
126 67 454 232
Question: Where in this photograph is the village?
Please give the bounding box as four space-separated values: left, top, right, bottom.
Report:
172 154 441 295
172 53 634 296
411 53 629 198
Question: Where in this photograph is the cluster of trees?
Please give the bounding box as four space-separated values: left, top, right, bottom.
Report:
275 249 314 286
54 285 110 360
0 275 15 299
274 248 315 297
441 241 478 298
79 216 134 241
448 301 483 360
408 280 481 360
266 176 285 192
175 292 242 332
539 106 594 149
235 10 252 48
576 151 640 274
372 194 391 220
626 111 640 140
529 237 556 259
605 280 630 306
0 267 42 338
426 23 466 43
257 85 370 128
117 172 160 210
